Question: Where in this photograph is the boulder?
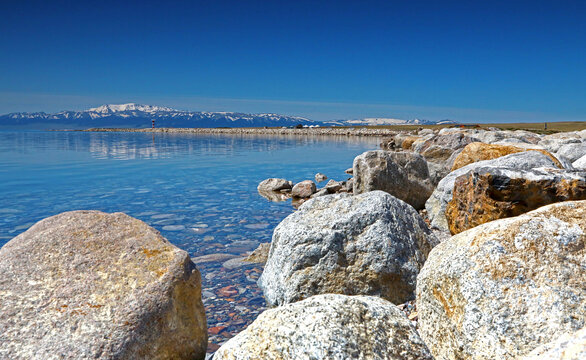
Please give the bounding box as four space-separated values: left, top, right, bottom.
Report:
539 134 582 153
446 167 586 234
451 142 563 171
257 178 293 192
556 142 586 163
213 294 433 360
353 150 434 210
310 188 329 198
521 327 586 360
258 191 438 306
417 201 586 360
324 179 343 193
314 173 328 183
413 132 478 156
426 151 563 231
291 180 317 198
0 211 207 359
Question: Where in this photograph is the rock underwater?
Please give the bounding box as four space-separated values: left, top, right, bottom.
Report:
0 210 207 360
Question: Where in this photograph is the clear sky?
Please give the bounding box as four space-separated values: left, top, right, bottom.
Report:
1 0 585 122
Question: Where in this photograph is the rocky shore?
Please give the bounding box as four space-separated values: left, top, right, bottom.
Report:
1 126 585 359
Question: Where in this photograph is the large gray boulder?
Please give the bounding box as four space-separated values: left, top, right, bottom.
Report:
214 294 433 360
258 191 438 306
417 201 586 360
0 211 207 360
425 150 562 231
353 150 433 209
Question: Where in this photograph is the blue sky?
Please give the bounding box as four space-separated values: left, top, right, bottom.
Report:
1 0 584 122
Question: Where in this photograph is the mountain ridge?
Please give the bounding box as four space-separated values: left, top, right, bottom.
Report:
0 103 457 129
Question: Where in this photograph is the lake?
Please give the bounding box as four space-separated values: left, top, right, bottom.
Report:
0 130 380 350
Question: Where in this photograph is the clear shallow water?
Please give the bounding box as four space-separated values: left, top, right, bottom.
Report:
0 130 380 349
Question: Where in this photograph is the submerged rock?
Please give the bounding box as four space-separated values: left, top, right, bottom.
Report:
0 210 207 359
353 150 433 210
213 294 433 360
244 242 271 264
425 150 562 231
291 180 317 198
446 167 586 234
258 191 438 306
417 201 586 360
314 172 328 183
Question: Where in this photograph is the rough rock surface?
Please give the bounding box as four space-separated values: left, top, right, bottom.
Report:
417 201 586 360
451 142 563 171
353 150 434 210
556 142 586 163
521 326 586 360
257 178 292 192
258 191 438 306
414 132 478 157
574 154 586 169
213 294 433 360
425 151 562 231
446 167 586 234
291 180 317 198
0 210 207 360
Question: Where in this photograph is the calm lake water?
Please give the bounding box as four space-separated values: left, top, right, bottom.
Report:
0 130 380 349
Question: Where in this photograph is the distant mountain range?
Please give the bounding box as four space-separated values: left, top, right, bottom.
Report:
0 103 457 129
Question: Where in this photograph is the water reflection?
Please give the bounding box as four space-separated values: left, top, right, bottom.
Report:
0 131 381 161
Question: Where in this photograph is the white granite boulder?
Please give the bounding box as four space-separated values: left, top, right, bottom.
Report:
258 191 438 306
214 294 433 360
0 211 207 359
417 201 586 359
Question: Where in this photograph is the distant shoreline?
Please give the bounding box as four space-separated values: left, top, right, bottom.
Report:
81 127 402 137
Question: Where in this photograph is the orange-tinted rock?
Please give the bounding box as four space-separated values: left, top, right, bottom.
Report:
451 142 564 171
401 136 420 150
446 167 586 234
209 326 227 335
218 286 238 297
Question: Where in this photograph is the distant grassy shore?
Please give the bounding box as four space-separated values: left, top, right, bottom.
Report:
84 121 586 136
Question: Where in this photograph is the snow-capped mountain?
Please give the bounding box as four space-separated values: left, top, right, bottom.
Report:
0 103 458 129
0 103 315 129
330 117 458 126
